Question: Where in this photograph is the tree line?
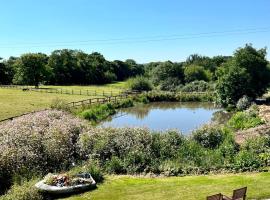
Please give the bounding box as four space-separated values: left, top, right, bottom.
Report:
0 49 144 87
1 44 270 107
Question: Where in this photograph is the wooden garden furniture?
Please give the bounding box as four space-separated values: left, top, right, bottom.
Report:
207 193 223 200
222 187 247 200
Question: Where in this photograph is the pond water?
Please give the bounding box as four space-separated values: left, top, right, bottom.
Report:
99 102 229 134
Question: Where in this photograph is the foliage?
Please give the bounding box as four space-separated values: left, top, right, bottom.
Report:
128 76 153 91
236 95 252 111
79 103 116 122
0 180 43 200
192 125 227 149
151 61 184 90
184 65 212 83
180 80 214 92
78 99 134 123
50 98 71 111
13 53 49 87
0 58 14 85
141 90 214 102
0 110 87 193
228 106 264 130
216 44 270 106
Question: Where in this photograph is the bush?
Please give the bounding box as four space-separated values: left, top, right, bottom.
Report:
0 110 87 193
180 80 213 92
192 125 227 149
228 108 264 130
234 150 262 171
79 99 134 122
68 160 104 183
128 76 153 91
236 95 251 111
141 90 214 102
80 103 116 122
184 65 212 83
0 179 43 200
50 98 71 111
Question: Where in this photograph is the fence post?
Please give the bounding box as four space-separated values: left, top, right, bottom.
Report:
80 90 81 95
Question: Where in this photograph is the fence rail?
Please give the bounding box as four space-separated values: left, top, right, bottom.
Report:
66 91 140 108
0 85 126 97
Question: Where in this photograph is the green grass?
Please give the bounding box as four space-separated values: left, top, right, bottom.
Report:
40 81 127 92
60 173 270 200
0 88 92 120
0 82 127 121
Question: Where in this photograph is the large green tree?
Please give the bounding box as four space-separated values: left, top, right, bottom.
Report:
216 44 270 106
13 53 49 87
0 58 14 84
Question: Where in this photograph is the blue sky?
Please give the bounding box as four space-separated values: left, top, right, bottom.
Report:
0 0 270 62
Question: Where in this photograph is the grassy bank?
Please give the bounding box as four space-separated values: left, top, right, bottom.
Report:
61 173 270 200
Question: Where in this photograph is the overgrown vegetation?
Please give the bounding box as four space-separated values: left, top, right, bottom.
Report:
228 105 264 130
127 76 153 91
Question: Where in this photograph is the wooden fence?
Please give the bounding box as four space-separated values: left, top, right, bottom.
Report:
0 85 126 97
66 91 140 108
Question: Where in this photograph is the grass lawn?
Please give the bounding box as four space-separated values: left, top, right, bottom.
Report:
60 173 270 200
40 82 127 93
0 82 127 120
0 89 93 120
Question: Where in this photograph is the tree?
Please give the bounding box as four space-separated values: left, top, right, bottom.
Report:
0 58 14 84
184 65 211 83
13 53 49 87
48 49 78 85
216 44 270 106
151 61 184 91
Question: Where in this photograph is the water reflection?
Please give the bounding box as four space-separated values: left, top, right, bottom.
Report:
100 102 226 134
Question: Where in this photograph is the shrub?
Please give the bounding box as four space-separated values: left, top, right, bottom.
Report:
234 150 262 171
184 65 211 83
0 179 43 200
228 109 264 130
80 103 116 122
0 110 87 193
128 76 153 91
180 80 213 92
236 95 251 111
192 125 227 149
50 98 71 111
67 160 104 183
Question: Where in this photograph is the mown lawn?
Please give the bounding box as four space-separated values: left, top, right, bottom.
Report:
60 173 270 200
0 82 127 120
0 89 90 120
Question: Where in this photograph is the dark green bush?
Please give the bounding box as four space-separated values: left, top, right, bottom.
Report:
128 76 153 91
192 125 227 149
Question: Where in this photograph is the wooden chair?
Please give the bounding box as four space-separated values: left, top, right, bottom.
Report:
222 187 247 200
207 193 222 200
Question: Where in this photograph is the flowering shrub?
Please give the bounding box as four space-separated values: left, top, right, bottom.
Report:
0 110 87 192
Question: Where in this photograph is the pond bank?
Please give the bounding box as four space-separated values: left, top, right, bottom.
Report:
235 105 270 144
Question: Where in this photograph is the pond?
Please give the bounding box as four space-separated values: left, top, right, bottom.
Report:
99 102 229 134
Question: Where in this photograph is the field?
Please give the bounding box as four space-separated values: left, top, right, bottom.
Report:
0 82 126 121
61 173 270 200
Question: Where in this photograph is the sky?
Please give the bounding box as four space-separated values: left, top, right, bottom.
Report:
0 0 270 63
